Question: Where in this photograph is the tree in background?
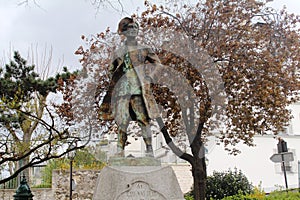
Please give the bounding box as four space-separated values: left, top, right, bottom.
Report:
64 0 300 200
137 1 300 199
0 51 83 184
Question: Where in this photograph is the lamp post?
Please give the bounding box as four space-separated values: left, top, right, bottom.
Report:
67 145 76 200
13 175 34 200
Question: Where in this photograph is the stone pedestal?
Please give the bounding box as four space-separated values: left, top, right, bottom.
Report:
93 157 184 200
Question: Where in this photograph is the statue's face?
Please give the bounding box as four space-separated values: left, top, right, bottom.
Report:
122 22 139 38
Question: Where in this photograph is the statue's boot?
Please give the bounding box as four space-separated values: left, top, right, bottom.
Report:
145 144 154 157
142 125 154 157
116 129 127 157
116 146 125 157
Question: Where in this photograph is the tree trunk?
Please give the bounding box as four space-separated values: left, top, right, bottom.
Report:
188 121 206 200
21 157 30 183
157 117 207 200
21 133 31 184
192 156 207 200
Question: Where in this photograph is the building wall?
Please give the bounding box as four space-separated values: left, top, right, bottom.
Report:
289 102 300 135
206 135 300 192
205 102 300 192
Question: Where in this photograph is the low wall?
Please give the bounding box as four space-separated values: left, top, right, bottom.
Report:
0 188 53 200
0 166 190 199
52 169 100 200
0 170 100 200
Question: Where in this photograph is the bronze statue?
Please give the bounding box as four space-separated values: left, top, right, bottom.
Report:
99 17 160 157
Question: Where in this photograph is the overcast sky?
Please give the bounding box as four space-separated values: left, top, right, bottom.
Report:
0 0 299 74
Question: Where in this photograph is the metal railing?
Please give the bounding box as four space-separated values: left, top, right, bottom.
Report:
0 165 51 189
0 177 18 189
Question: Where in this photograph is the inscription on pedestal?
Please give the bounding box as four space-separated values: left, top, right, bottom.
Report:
117 181 166 200
92 166 185 200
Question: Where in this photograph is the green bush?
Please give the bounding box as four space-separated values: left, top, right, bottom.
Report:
184 194 194 200
265 190 300 200
222 194 256 200
222 189 300 200
206 168 253 200
222 192 261 200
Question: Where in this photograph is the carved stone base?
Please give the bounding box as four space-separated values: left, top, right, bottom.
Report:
108 156 161 166
92 163 185 200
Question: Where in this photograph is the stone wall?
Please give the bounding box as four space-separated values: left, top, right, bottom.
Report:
52 169 100 200
170 164 193 194
0 188 53 200
0 170 100 200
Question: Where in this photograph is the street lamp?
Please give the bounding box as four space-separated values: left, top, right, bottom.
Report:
67 145 76 200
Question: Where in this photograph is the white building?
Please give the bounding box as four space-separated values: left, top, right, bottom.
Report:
204 102 300 192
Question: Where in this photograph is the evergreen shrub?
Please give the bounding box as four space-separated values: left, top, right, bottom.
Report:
206 168 253 200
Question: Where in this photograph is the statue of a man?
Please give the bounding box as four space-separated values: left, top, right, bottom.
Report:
99 17 161 157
